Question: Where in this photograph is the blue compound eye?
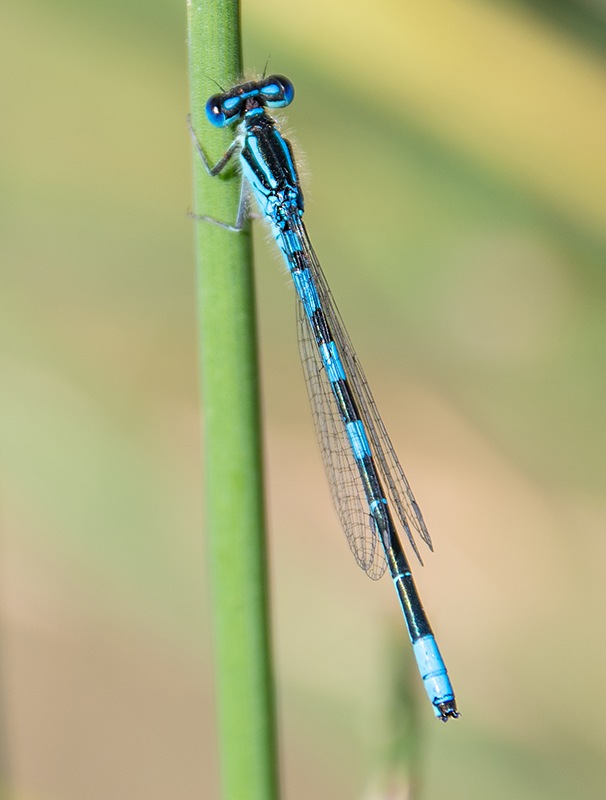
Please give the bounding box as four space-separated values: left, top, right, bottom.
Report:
205 94 227 127
260 75 294 108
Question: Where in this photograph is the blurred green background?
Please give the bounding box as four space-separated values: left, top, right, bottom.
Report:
2 0 606 797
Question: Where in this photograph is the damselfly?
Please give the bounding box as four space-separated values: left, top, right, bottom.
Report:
190 75 459 721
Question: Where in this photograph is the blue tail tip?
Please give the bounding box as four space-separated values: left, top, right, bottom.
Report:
436 700 460 722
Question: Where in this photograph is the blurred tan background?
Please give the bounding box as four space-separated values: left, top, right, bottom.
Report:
2 0 606 797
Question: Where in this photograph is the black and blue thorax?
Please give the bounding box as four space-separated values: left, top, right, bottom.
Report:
239 111 304 227
205 75 304 229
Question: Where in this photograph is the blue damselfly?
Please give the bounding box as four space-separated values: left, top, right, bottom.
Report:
190 75 459 721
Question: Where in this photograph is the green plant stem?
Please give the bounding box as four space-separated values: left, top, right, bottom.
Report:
187 3 279 799
382 623 423 799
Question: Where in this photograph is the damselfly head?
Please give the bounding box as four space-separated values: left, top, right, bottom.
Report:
205 75 294 127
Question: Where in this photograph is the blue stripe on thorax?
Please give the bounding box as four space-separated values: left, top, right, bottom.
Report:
277 134 297 184
239 154 272 217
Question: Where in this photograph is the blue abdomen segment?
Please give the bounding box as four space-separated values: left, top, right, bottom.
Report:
291 267 320 314
319 341 346 383
412 635 456 718
346 419 372 461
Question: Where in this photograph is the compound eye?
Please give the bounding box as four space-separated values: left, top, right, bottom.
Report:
260 75 294 108
205 94 227 127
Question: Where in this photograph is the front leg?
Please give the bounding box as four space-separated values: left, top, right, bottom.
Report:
188 115 247 230
187 114 239 176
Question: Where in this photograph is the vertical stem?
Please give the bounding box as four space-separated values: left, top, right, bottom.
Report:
187 4 280 800
383 624 424 799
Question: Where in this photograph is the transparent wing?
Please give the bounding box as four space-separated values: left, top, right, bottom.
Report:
300 226 433 565
296 296 387 581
